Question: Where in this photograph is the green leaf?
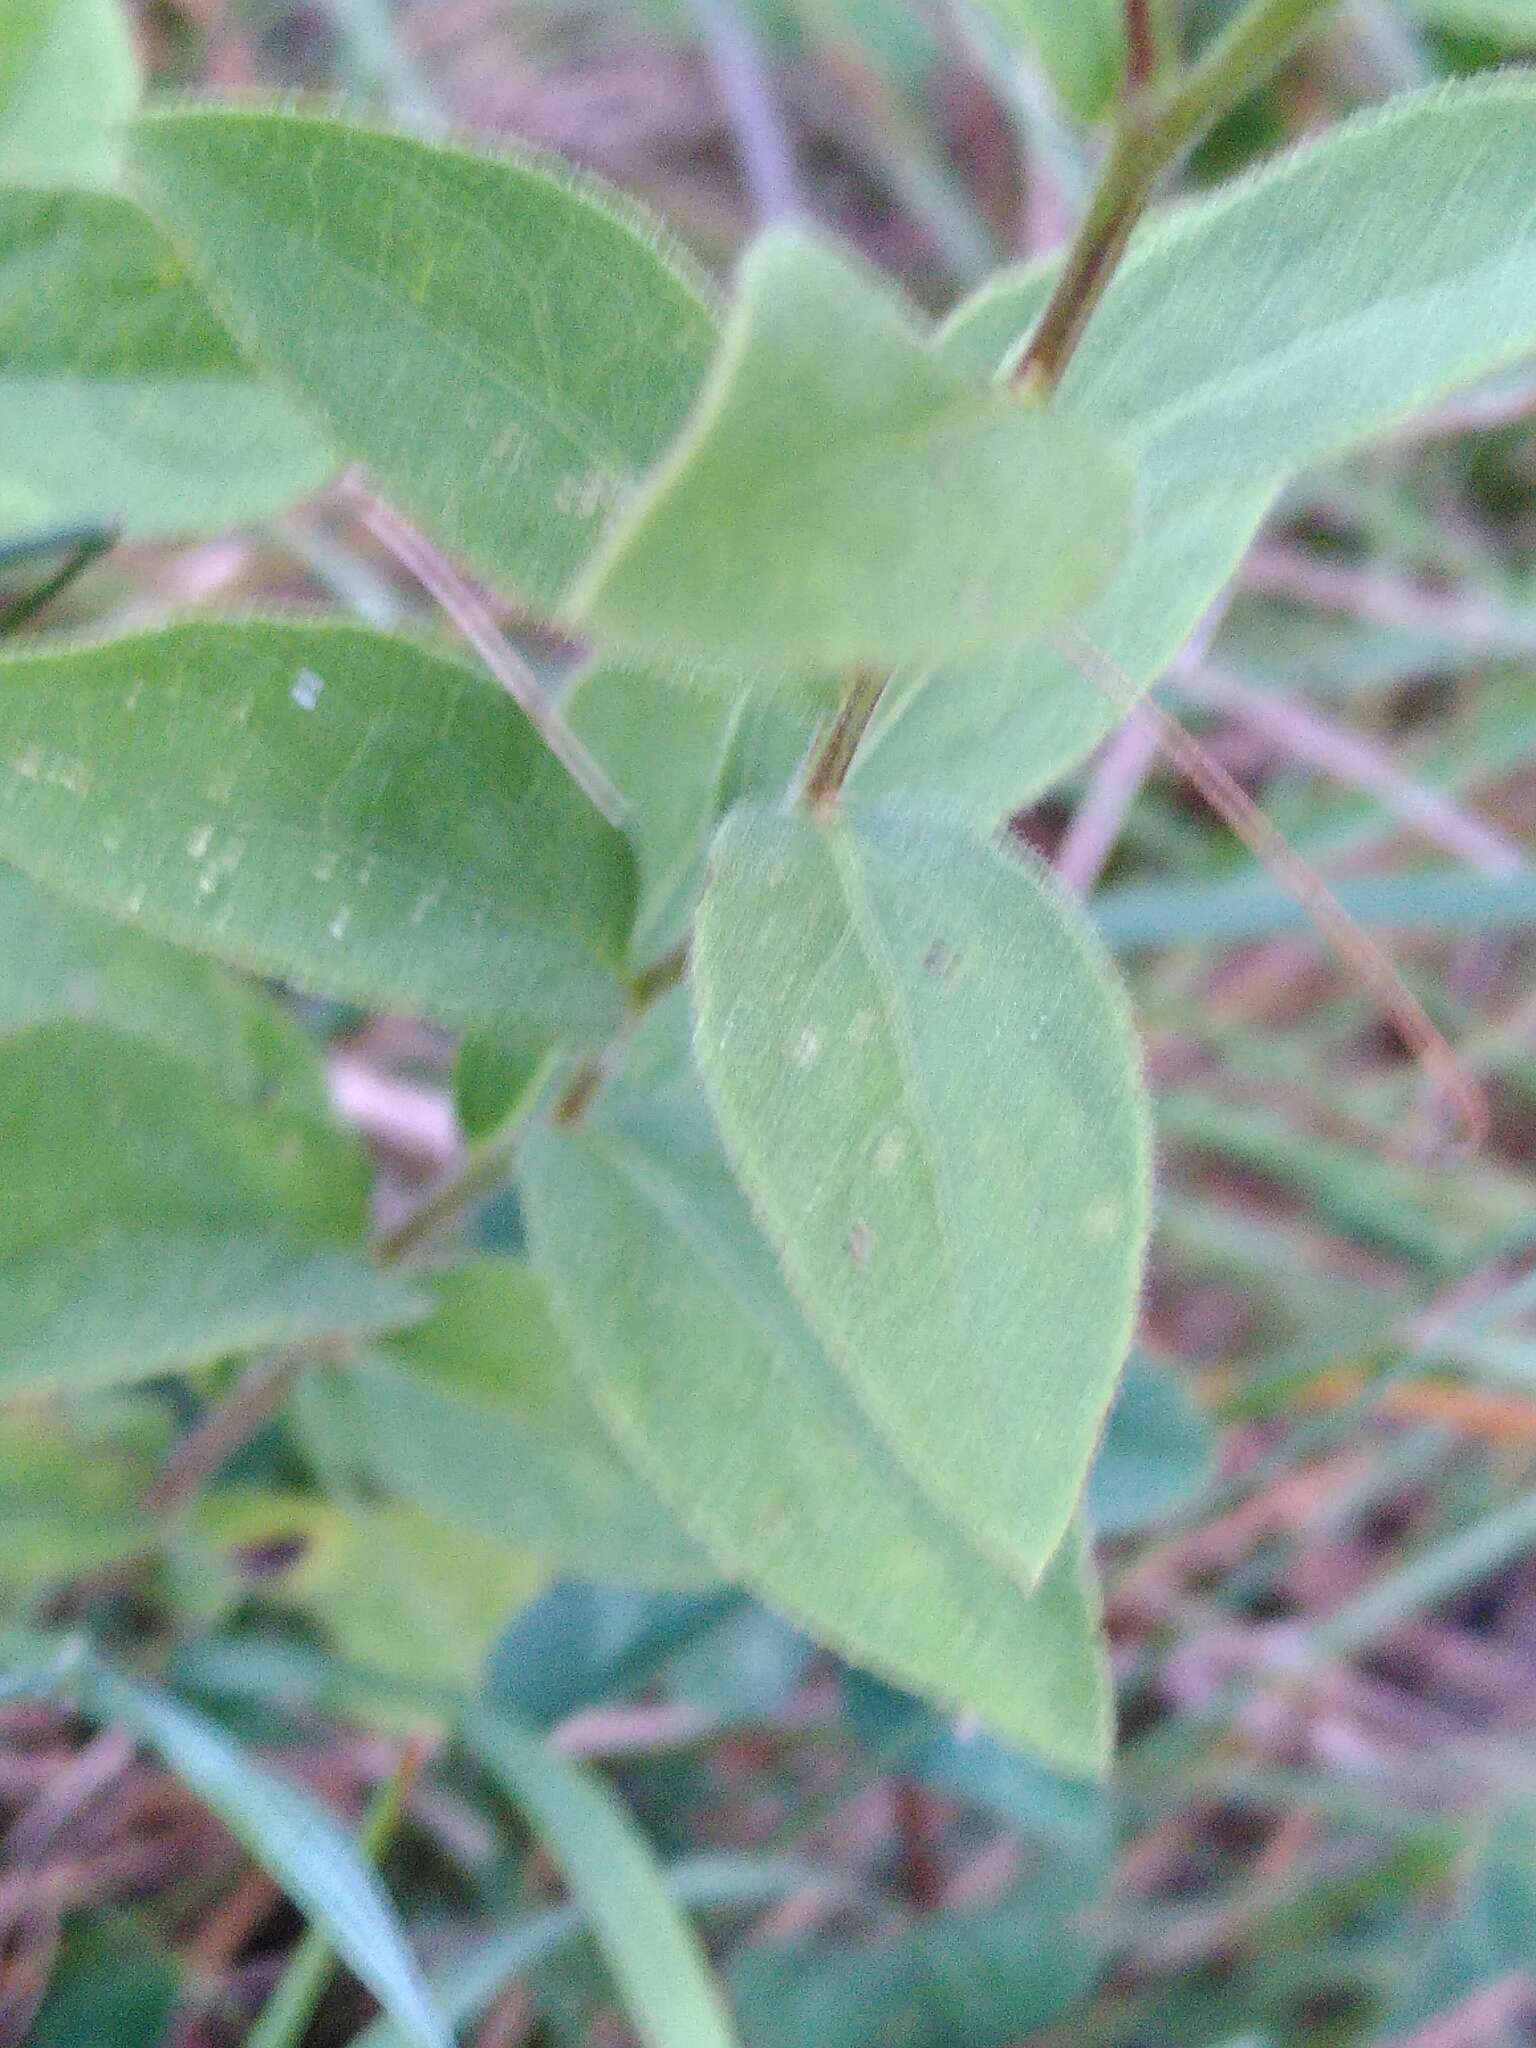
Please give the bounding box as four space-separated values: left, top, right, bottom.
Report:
0 189 333 538
0 622 636 1033
0 1404 166 1600
130 106 718 609
520 1099 1111 1771
693 802 1150 1586
0 1232 421 1397
570 230 1132 676
0 863 331 1117
29 1916 178 2048
77 1662 448 2048
1088 1355 1215 1536
341 1259 716 1587
454 1032 557 1143
194 1490 544 1691
858 74 1536 819
965 0 1124 118
464 1708 742 2048
0 0 138 188
1403 0 1536 38
486 1584 741 1726
565 659 813 964
0 1022 422 1395
732 1883 1101 2048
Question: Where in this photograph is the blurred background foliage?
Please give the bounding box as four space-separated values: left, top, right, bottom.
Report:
10 1 1536 2044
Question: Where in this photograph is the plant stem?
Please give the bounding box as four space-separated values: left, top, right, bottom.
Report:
245 1738 429 2048
800 670 888 817
0 525 117 635
374 1049 564 1264
1017 0 1342 393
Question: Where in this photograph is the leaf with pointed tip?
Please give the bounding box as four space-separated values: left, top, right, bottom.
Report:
856 75 1536 819
0 1022 422 1395
0 189 333 538
521 1100 1111 1772
0 0 138 187
692 802 1150 1587
341 1259 715 1588
0 622 636 1034
570 231 1132 676
77 1663 448 2048
131 107 718 609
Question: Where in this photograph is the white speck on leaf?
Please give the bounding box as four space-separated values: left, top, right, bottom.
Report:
793 1028 820 1067
185 824 213 860
330 907 352 941
291 669 325 712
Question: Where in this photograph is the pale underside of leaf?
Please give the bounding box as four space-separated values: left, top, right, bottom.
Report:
856 75 1536 818
692 802 1151 1590
570 229 1133 676
521 1103 1111 1772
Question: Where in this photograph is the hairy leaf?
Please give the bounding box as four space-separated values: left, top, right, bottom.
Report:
858 75 1536 818
693 802 1150 1585
0 0 138 187
0 189 332 537
571 230 1132 675
131 106 717 608
521 1100 1111 1771
0 622 636 1033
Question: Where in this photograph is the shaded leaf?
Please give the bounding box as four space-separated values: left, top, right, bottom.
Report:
0 0 138 188
693 802 1150 1585
28 1916 177 2048
131 106 717 608
0 622 636 1032
858 75 1536 818
0 1404 166 1601
732 1885 1101 2048
0 189 332 537
78 1662 448 2048
0 1022 421 1394
843 1673 1111 1886
464 1709 742 2048
0 862 330 1117
454 1032 558 1143
356 1857 815 2048
521 1098 1111 1770
1088 1355 1215 1536
194 1490 544 1691
341 1259 715 1587
486 1583 743 1725
571 230 1132 675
